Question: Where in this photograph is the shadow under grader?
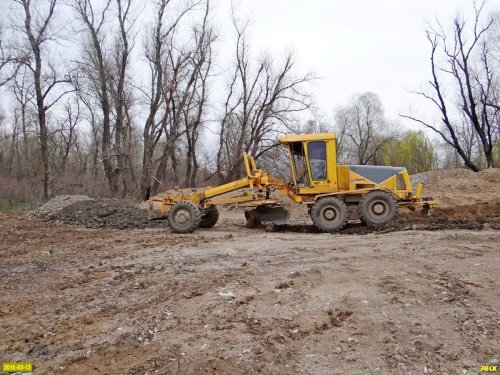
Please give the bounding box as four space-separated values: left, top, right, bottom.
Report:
250 218 500 235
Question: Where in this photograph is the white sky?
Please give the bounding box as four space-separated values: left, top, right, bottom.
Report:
1 0 497 138
212 0 498 129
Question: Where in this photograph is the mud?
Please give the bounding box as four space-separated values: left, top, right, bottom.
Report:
2 168 500 374
1 212 499 375
263 217 498 235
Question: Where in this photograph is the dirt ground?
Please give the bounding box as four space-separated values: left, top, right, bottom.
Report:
1 207 499 375
2 168 500 374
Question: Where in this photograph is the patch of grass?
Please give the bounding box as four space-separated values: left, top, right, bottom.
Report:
0 202 37 213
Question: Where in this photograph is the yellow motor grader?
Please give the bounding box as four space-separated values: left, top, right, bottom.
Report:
149 132 436 233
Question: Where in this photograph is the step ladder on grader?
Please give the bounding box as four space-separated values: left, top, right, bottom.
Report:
149 133 436 233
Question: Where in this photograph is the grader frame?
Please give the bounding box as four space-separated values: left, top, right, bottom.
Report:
149 133 436 233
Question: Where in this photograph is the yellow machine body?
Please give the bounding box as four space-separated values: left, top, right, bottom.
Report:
150 132 436 229
277 133 423 205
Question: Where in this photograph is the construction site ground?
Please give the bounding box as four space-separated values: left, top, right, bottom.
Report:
1 168 499 374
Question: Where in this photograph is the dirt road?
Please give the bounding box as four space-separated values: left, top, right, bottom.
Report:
1 213 498 374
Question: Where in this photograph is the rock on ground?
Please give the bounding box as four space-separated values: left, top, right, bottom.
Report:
48 200 168 229
36 195 93 215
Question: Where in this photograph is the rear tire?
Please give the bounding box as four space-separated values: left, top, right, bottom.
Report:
168 201 201 233
310 196 348 233
199 205 219 228
359 190 398 227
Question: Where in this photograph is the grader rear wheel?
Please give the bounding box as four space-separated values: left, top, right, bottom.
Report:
199 205 219 228
168 201 201 233
310 196 348 233
359 190 398 227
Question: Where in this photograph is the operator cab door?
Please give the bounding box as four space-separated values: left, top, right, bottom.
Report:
289 141 329 190
305 141 329 188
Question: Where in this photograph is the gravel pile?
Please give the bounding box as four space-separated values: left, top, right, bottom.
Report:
48 200 168 229
37 195 94 215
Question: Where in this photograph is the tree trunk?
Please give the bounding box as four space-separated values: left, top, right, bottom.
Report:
140 136 154 200
484 145 494 169
184 131 193 187
184 145 192 187
189 146 198 187
151 142 173 194
22 0 55 199
33 52 51 199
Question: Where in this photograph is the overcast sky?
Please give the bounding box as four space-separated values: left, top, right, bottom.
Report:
212 0 498 130
1 0 496 136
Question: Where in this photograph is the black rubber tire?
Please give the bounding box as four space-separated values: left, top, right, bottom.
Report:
199 205 219 228
310 196 348 233
167 201 201 233
359 190 398 227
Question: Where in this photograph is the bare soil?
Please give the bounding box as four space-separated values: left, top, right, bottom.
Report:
1 168 499 374
1 209 499 375
411 168 500 210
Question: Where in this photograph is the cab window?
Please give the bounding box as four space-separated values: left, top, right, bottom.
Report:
307 141 327 180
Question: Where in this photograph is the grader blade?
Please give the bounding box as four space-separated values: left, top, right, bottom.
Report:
245 205 290 228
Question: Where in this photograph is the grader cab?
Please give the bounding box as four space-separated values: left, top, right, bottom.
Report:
150 132 436 233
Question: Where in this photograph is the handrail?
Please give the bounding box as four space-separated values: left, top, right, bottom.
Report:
242 152 253 178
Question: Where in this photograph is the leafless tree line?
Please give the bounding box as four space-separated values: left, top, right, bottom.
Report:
0 0 313 204
0 0 498 207
402 1 500 170
215 13 314 183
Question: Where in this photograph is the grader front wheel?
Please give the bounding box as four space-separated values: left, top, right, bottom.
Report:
168 201 201 233
310 196 348 233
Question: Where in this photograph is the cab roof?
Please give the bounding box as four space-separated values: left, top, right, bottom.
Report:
278 132 336 144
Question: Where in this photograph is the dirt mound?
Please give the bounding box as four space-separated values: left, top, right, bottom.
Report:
49 200 168 229
411 168 500 210
37 195 93 215
432 199 500 219
411 168 500 219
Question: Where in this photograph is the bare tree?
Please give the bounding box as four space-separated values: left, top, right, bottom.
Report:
11 66 36 176
183 0 215 187
76 87 101 178
139 0 202 199
108 0 137 197
334 92 394 165
333 106 352 164
140 0 169 200
0 24 27 87
71 0 117 191
300 110 331 134
53 98 81 173
14 0 71 199
216 13 313 183
402 2 498 170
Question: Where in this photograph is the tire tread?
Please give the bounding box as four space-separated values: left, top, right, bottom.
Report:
359 190 398 228
310 196 348 233
168 201 202 233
